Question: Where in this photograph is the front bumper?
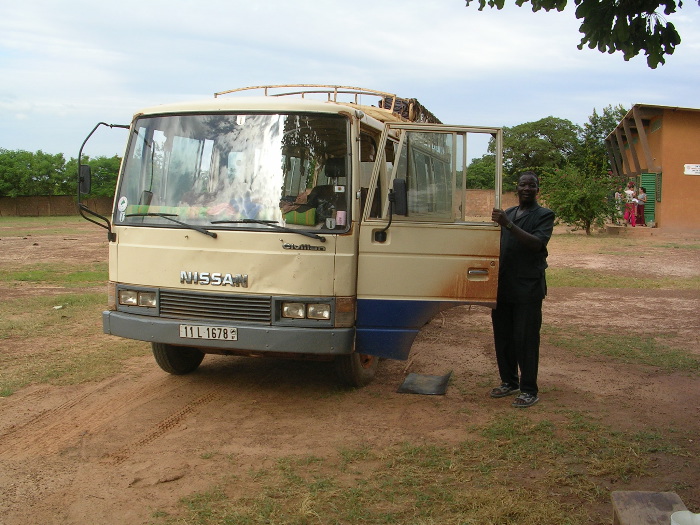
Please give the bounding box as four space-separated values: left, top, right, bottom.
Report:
103 311 355 355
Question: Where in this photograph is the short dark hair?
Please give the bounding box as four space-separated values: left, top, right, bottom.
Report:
640 186 646 192
518 170 540 187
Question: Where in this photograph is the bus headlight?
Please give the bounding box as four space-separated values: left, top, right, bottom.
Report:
118 289 138 306
307 303 331 320
282 302 306 319
138 291 157 308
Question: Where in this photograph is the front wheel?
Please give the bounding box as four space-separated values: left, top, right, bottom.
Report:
152 343 204 375
334 352 379 387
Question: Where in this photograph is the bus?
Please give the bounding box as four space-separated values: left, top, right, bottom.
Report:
78 85 503 386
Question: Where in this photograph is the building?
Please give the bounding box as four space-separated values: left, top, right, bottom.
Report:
606 104 700 231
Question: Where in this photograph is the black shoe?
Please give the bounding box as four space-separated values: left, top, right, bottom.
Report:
512 392 539 408
489 383 520 398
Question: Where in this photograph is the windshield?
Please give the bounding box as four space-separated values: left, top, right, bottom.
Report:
114 113 350 231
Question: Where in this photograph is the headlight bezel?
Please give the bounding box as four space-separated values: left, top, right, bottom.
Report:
275 297 340 327
115 285 160 316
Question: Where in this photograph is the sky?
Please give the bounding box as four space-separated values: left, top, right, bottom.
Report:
1 0 698 159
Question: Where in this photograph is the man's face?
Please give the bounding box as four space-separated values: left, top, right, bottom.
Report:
517 174 539 205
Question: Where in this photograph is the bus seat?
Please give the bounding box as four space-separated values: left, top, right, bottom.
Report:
324 157 345 179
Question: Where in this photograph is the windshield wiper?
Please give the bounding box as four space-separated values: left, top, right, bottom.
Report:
126 213 217 238
211 219 326 242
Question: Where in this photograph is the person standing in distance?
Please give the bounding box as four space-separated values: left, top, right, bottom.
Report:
489 171 555 408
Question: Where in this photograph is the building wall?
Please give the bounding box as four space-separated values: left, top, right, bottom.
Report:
658 109 700 231
0 196 113 217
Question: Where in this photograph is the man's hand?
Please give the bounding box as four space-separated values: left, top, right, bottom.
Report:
492 208 509 228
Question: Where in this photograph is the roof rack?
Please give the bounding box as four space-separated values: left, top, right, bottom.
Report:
213 84 441 124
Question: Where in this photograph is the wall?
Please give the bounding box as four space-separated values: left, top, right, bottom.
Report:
657 109 700 231
0 196 113 217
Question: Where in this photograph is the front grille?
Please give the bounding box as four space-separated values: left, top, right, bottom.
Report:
159 289 272 323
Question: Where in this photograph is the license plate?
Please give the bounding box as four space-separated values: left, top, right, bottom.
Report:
179 324 238 341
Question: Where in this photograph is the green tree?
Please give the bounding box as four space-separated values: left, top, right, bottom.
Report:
538 105 626 234
0 149 120 197
466 153 497 189
493 116 581 190
0 149 66 197
571 103 628 187
539 165 614 234
0 149 31 197
31 151 67 195
465 0 694 68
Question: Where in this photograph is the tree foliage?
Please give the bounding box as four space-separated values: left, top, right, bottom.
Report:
0 149 121 198
540 106 626 234
570 103 628 176
0 149 67 198
466 153 497 189
465 0 695 68
492 116 581 189
539 165 616 235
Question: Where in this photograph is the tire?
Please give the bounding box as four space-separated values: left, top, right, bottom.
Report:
152 342 204 375
334 352 379 387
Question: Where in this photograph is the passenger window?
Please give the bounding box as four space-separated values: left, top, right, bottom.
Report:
392 131 453 221
389 130 496 223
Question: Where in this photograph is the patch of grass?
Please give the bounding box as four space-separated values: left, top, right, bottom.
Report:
0 262 108 287
656 242 700 250
0 215 88 236
152 411 686 525
549 233 700 253
0 292 148 396
0 293 105 339
547 267 700 290
0 335 147 397
543 327 700 373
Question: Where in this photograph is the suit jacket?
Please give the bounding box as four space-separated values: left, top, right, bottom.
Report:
497 203 555 304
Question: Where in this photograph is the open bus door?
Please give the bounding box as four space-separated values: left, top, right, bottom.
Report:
356 123 503 360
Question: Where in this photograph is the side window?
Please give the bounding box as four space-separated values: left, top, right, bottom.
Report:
395 131 453 221
390 129 497 223
379 140 397 218
360 132 387 219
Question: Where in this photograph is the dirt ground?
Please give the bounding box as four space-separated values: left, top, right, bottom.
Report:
0 222 698 524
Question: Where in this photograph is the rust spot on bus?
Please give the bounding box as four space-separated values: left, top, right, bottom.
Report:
436 259 499 303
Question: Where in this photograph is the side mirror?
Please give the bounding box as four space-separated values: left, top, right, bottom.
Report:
392 178 408 216
79 164 92 194
374 178 408 243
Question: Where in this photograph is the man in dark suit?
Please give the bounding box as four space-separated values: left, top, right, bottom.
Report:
489 171 555 408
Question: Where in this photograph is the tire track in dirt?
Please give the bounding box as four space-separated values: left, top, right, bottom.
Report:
0 377 128 457
0 369 216 460
101 389 220 465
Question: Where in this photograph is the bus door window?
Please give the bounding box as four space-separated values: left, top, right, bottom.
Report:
390 131 454 222
361 133 395 219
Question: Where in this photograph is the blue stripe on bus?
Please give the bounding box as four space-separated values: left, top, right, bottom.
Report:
355 299 462 360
